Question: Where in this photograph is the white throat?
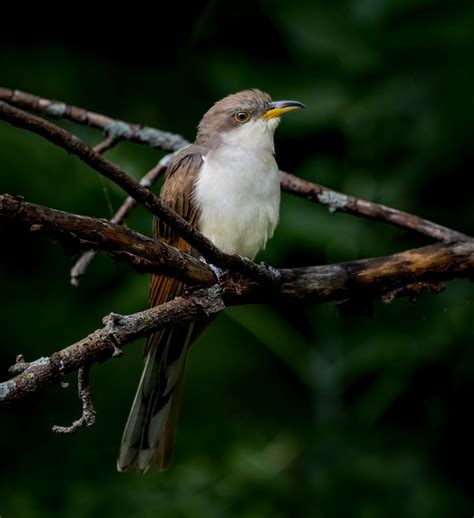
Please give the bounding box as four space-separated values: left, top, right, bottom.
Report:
193 118 281 260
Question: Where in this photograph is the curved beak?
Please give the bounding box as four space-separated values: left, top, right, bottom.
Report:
261 100 305 120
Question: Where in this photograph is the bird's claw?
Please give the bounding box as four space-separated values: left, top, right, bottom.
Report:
199 256 223 283
259 261 281 282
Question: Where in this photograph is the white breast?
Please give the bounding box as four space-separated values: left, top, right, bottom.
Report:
193 119 281 260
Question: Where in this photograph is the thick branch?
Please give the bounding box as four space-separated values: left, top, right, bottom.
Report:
0 87 188 151
0 101 277 286
0 194 215 285
280 171 469 242
277 241 474 302
221 241 474 304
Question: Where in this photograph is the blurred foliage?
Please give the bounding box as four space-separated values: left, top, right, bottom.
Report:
1 0 474 516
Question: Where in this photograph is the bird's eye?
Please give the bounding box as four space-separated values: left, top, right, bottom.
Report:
234 111 250 123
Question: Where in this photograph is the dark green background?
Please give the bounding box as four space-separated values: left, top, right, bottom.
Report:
1 1 473 516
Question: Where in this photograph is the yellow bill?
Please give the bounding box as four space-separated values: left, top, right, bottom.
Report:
261 100 305 120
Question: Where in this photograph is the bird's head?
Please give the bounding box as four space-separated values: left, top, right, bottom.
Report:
195 89 304 148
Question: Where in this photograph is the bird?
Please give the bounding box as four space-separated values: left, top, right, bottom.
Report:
117 89 304 473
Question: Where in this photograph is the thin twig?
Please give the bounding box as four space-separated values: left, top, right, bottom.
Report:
69 135 131 286
70 153 176 286
69 138 120 287
0 87 188 151
0 101 278 286
93 136 118 154
52 365 96 434
280 171 470 242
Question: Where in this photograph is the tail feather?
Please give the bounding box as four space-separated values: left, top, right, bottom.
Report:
136 397 172 473
117 325 192 473
116 331 163 472
155 365 187 470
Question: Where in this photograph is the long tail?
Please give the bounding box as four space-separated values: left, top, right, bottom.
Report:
117 324 193 473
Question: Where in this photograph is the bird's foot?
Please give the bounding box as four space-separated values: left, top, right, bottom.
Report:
199 256 223 283
259 261 281 282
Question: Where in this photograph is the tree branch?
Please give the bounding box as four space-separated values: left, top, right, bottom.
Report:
0 87 188 151
280 171 469 242
0 287 226 406
222 241 474 304
0 194 216 285
280 241 473 301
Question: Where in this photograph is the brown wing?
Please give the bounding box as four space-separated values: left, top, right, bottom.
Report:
147 147 204 340
117 147 204 473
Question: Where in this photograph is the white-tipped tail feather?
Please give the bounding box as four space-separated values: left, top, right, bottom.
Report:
117 325 193 473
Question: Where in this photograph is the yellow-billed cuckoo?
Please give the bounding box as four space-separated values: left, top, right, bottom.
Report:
117 89 304 473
